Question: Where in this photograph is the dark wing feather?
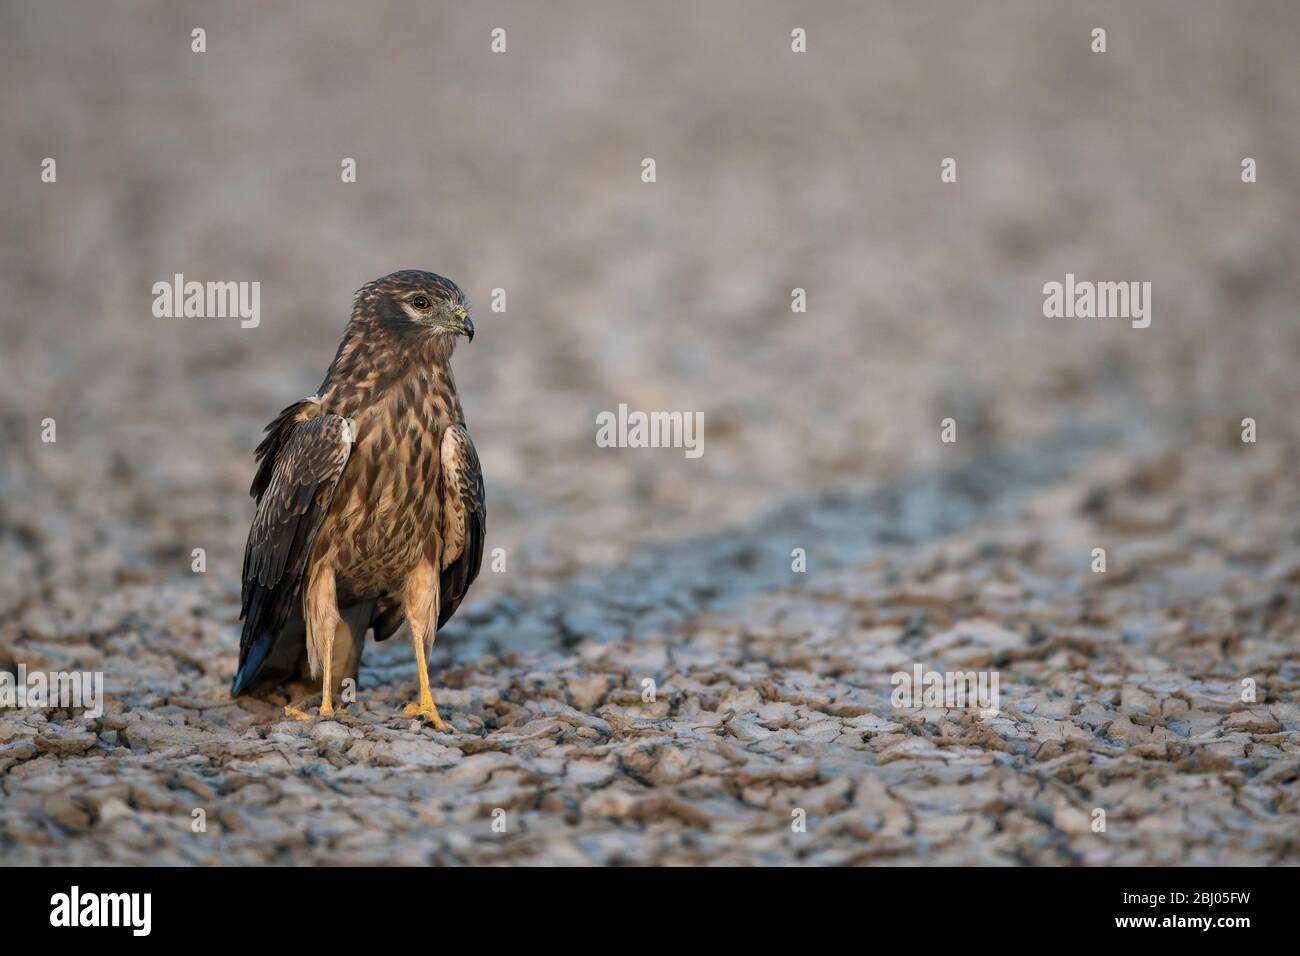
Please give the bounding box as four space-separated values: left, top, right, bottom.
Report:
437 423 485 629
368 593 406 642
232 409 354 695
250 397 317 498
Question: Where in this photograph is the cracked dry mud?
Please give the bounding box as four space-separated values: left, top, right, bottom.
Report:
2 2 1299 865
5 426 1299 865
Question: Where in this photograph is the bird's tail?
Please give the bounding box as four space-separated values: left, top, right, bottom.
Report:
231 614 306 697
230 601 375 698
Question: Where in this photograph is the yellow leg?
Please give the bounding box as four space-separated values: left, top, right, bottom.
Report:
320 628 336 718
403 627 452 732
304 562 342 719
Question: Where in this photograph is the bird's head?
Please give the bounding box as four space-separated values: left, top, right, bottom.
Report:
359 270 474 343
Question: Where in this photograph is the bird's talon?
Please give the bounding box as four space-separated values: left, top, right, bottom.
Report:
284 704 313 722
404 701 454 732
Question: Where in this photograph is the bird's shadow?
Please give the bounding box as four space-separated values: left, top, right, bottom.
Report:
358 420 1117 686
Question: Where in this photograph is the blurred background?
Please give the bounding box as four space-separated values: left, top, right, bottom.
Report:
2 1 1299 865
4 0 1299 598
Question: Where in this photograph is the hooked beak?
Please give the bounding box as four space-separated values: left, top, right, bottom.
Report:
451 308 474 342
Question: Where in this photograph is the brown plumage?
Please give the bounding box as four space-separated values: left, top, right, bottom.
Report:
232 270 484 729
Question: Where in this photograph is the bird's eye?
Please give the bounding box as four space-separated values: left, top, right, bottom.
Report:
412 295 431 310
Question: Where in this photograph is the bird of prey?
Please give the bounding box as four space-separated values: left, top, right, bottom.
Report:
230 270 485 731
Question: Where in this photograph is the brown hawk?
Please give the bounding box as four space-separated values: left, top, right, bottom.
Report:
231 270 484 730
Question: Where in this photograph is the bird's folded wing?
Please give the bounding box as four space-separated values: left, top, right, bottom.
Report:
438 423 486 628
238 412 355 660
